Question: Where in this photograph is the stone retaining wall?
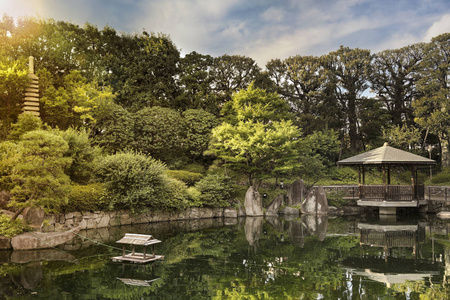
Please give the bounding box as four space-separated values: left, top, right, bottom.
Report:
41 207 242 232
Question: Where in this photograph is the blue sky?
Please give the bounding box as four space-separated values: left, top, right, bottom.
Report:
1 0 449 67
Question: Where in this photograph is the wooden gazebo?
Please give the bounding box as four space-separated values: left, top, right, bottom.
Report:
111 233 163 263
337 143 435 214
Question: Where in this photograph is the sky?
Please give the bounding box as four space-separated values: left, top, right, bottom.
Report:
1 0 449 67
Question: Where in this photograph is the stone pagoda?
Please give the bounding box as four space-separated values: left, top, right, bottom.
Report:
22 56 40 116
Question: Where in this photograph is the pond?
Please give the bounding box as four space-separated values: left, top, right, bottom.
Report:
0 214 449 299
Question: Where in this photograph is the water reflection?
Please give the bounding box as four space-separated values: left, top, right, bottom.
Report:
0 215 449 299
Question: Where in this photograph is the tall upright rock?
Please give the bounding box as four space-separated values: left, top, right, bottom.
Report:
287 178 305 206
22 56 40 116
244 186 264 216
301 186 328 215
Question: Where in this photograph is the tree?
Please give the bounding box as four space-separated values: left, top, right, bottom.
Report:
370 44 424 126
221 82 292 125
39 70 116 130
0 141 21 191
106 33 180 111
182 109 219 162
413 33 450 165
8 113 44 141
209 120 304 188
9 130 72 219
59 128 101 184
0 58 29 140
304 129 340 167
176 51 216 112
326 46 372 152
266 55 341 135
208 85 303 188
133 106 187 166
210 54 262 110
383 125 421 151
89 100 134 154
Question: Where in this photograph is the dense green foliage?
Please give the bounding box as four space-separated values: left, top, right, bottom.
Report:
9 130 72 214
0 214 30 237
165 170 203 186
62 183 107 212
0 15 449 221
94 151 189 212
193 174 235 207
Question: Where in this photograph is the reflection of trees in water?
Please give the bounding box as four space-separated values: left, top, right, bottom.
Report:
0 216 449 298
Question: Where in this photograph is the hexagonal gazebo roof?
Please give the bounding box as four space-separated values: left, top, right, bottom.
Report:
337 143 435 166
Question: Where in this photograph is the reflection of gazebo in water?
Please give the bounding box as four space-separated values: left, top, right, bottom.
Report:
342 221 439 287
337 143 435 214
358 222 427 261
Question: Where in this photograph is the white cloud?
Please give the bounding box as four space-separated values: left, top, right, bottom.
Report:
423 13 450 42
131 0 241 55
261 7 285 23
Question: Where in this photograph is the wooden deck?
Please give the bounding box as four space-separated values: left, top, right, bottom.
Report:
111 253 164 264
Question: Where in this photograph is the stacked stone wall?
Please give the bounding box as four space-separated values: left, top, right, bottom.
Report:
41 207 242 232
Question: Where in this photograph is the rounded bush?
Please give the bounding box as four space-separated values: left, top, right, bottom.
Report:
94 151 190 212
62 183 108 212
166 170 203 186
194 174 234 208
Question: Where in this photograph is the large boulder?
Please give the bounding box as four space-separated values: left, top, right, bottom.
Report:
0 236 11 250
244 186 264 216
224 207 238 218
280 206 300 216
11 226 80 250
23 207 45 229
265 194 284 216
301 186 328 215
286 179 304 206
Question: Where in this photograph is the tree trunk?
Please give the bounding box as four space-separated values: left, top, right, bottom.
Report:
11 207 25 221
347 95 359 152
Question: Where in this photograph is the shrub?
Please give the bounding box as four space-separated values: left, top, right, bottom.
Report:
398 170 427 184
62 183 108 213
94 151 189 212
8 114 44 141
431 169 450 185
327 191 347 208
59 128 102 184
159 177 190 211
186 187 201 206
166 170 203 186
0 214 30 238
329 167 358 183
194 175 234 208
182 163 206 174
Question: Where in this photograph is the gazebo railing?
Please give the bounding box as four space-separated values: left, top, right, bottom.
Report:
360 184 425 201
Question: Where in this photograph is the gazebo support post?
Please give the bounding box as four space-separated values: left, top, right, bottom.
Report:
362 166 365 184
358 166 362 199
387 165 391 185
411 165 416 200
383 165 387 199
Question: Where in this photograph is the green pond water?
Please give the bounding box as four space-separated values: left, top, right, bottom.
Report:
0 214 449 299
